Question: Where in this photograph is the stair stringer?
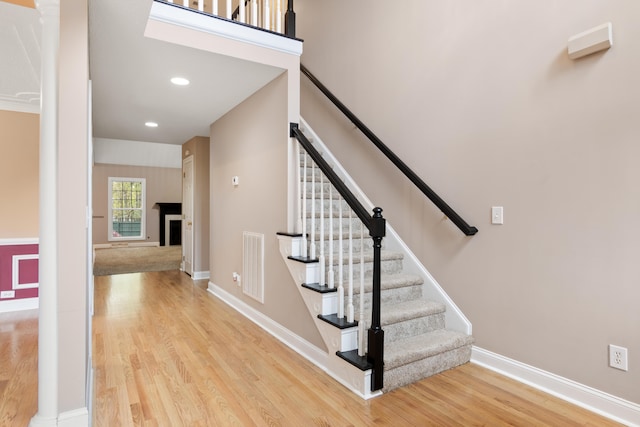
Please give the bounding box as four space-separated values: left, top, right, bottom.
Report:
277 234 382 399
298 117 472 335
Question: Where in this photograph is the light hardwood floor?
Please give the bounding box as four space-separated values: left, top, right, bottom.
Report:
0 270 622 426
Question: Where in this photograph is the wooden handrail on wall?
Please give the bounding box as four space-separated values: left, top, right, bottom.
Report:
300 64 478 236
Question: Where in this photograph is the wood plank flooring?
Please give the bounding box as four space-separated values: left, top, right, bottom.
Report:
0 270 623 426
0 309 38 426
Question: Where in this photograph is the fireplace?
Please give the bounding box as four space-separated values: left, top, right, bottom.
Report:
155 203 181 246
165 215 182 246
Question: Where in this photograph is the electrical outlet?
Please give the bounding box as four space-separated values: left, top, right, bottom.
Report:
1 290 15 299
609 344 628 371
232 272 241 285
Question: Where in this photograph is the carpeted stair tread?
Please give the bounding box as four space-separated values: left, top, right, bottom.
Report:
327 250 404 265
380 299 445 326
379 273 423 290
384 329 473 371
353 273 423 299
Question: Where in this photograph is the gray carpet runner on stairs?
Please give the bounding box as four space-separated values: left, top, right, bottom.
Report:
302 155 473 392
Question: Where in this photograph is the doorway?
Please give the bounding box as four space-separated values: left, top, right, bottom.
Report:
182 155 194 276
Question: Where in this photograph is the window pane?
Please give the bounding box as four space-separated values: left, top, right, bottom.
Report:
109 178 145 240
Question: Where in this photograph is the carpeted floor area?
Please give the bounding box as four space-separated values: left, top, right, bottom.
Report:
93 245 182 276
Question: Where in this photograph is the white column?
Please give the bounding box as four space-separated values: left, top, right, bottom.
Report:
31 0 60 425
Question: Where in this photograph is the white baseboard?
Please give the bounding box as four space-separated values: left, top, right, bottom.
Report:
0 297 38 313
93 241 159 249
472 346 640 426
207 281 328 367
57 407 89 427
192 271 210 280
28 407 88 427
207 281 383 400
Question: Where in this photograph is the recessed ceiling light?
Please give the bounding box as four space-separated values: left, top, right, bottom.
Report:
171 77 190 86
145 122 158 128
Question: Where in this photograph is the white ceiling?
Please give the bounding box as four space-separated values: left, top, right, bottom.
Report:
0 0 284 145
0 1 40 113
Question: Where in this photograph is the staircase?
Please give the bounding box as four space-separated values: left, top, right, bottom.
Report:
279 119 473 397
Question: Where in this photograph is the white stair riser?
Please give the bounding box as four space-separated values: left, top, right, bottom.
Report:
316 320 358 353
285 257 320 284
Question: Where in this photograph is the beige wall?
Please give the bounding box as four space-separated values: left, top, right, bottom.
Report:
92 163 182 245
183 136 210 273
0 109 39 238
297 0 640 404
210 72 324 348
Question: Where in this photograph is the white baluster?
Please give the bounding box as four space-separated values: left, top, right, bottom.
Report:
226 0 231 18
276 0 282 33
309 161 316 259
295 140 302 234
337 195 344 318
183 0 188 6
213 0 218 16
327 185 334 289
358 222 366 357
251 0 258 26
198 0 204 11
347 208 354 323
239 0 245 22
264 0 271 30
318 174 325 287
301 152 308 258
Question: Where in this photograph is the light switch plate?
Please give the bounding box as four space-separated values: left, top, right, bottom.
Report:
491 206 504 225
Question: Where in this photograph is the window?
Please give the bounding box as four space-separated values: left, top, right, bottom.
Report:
108 177 146 241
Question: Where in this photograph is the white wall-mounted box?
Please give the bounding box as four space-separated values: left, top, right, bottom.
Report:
568 22 613 60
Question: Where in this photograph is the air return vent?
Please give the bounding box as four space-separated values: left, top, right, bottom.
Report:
243 231 264 303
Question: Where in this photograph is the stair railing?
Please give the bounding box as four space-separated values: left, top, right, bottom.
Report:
162 0 293 36
300 64 478 236
291 123 385 392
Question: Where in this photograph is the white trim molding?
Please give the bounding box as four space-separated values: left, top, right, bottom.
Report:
0 297 38 313
472 346 640 426
208 281 327 366
57 407 89 427
192 271 210 280
12 254 39 290
0 238 39 246
0 100 40 114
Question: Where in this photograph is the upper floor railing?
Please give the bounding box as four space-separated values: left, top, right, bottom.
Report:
165 0 296 37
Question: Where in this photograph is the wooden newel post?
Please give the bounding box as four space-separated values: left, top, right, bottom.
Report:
285 0 296 37
368 207 385 391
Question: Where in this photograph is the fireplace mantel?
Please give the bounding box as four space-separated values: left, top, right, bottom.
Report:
154 203 181 246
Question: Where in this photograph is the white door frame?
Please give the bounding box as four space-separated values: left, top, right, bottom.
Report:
182 155 194 275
